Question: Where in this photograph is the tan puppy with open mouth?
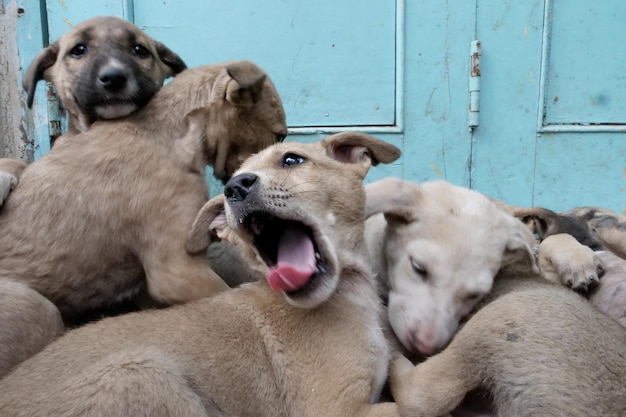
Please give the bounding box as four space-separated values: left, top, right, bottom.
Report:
23 15 187 135
364 178 626 417
0 132 401 417
0 60 286 378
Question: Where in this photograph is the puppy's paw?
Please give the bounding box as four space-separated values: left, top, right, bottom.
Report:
389 354 416 407
538 233 604 293
0 171 18 207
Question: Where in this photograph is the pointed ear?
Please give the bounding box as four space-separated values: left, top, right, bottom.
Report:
225 60 267 106
186 195 229 254
500 215 539 274
155 41 187 77
22 41 60 108
364 177 419 223
321 132 401 179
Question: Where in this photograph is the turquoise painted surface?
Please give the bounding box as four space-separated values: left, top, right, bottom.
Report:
133 0 396 128
14 0 48 158
544 0 626 125
471 0 625 213
15 0 626 213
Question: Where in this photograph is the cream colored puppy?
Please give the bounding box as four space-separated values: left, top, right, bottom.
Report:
0 132 401 417
364 178 536 356
363 178 626 416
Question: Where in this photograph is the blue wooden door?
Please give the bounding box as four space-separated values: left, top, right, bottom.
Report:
471 0 626 213
16 0 625 212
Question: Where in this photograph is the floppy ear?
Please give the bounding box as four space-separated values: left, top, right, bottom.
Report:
364 177 419 223
225 60 267 106
22 41 60 108
186 195 229 254
155 41 187 77
509 207 562 238
321 132 401 179
176 108 208 173
500 215 539 274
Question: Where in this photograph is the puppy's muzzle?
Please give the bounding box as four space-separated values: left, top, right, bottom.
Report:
224 173 258 203
97 66 128 92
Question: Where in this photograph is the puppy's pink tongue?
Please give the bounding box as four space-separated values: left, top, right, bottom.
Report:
267 225 316 292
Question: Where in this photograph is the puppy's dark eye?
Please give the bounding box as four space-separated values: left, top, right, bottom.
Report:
410 256 427 280
70 44 88 58
282 153 305 167
133 44 150 57
275 133 287 143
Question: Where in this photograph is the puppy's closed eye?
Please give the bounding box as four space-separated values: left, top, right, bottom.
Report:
463 292 481 302
410 256 428 281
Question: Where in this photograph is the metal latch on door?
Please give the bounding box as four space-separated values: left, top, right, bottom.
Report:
468 40 481 131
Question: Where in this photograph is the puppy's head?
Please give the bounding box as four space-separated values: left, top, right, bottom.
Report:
366 179 536 356
188 132 400 308
23 16 186 130
187 60 288 184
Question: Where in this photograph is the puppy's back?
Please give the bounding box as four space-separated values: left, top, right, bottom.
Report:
0 123 207 317
456 276 626 416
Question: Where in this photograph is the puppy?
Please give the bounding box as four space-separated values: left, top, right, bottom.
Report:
23 15 187 135
0 132 402 417
363 178 626 416
538 233 626 329
509 205 623 251
0 279 63 380
0 158 25 207
505 205 626 328
365 179 541 356
0 16 186 206
0 60 286 377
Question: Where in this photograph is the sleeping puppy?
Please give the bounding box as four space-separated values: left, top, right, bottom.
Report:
505 205 626 329
508 205 623 251
365 179 546 356
23 15 187 135
364 178 626 417
0 60 286 378
0 132 402 417
537 233 626 329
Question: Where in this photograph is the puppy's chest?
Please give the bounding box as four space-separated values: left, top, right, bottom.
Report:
275 293 390 403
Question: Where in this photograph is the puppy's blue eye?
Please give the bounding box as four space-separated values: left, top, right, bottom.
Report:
70 44 87 58
282 153 305 167
133 44 150 57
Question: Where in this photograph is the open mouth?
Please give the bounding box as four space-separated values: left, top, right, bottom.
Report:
244 211 327 297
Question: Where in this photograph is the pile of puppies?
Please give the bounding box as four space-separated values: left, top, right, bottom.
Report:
0 16 624 417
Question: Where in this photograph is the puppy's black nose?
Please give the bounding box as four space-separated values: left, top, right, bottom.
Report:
98 67 128 91
224 173 258 202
